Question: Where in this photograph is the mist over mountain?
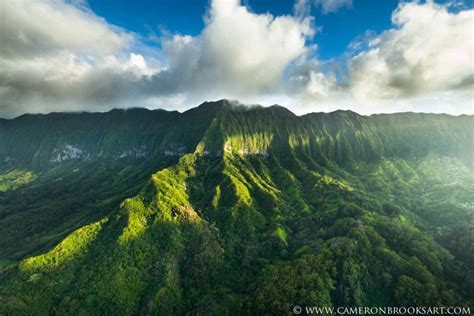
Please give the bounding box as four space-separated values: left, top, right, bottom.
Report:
0 100 473 314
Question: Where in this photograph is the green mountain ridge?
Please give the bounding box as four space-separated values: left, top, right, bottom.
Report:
0 100 473 315
1 100 471 169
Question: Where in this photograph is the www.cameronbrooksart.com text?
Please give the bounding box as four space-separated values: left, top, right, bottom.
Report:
292 306 471 315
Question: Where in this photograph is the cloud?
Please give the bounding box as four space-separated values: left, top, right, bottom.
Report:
0 0 159 117
294 0 312 18
151 0 314 97
0 52 157 115
286 56 341 102
0 0 132 58
294 0 352 16
315 0 352 14
0 0 472 117
348 1 474 102
0 0 315 117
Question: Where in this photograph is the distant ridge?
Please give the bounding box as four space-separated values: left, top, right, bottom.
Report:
4 99 471 121
1 99 472 170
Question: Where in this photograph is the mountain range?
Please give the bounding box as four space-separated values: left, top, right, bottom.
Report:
0 100 473 315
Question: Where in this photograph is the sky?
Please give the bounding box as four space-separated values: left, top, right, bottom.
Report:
0 0 472 118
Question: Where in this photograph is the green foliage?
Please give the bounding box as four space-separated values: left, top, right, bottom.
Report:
20 219 106 273
0 169 35 192
254 254 334 314
0 101 473 314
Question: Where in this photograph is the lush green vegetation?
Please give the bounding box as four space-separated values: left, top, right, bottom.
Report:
0 170 36 192
0 100 472 315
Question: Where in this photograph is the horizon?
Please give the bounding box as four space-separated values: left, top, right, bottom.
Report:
2 99 472 121
0 0 473 118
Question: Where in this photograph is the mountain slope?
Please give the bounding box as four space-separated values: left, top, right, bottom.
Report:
0 102 224 260
0 100 473 314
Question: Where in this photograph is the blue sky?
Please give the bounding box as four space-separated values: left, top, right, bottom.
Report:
0 0 472 117
87 0 464 59
87 0 398 59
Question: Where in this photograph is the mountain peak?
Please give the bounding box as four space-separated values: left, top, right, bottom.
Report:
186 99 233 114
193 99 298 115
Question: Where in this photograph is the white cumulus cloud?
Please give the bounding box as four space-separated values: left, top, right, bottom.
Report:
0 0 160 117
154 0 314 98
0 0 132 58
349 1 474 102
